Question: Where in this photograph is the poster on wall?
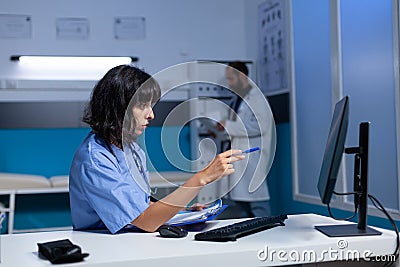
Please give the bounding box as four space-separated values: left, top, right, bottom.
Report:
56 18 89 40
0 14 31 39
258 0 289 95
114 17 146 40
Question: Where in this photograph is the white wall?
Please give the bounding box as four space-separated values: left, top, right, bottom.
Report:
244 0 265 81
0 0 253 81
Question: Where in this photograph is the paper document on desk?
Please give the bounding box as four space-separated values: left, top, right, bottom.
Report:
166 199 226 226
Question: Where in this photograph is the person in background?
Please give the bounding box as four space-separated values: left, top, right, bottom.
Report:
69 64 244 234
217 61 272 218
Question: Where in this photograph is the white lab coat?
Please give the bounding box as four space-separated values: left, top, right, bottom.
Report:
224 87 275 201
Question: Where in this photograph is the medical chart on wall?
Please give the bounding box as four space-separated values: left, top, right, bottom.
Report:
258 0 289 95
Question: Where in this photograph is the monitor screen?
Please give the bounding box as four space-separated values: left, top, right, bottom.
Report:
317 96 349 204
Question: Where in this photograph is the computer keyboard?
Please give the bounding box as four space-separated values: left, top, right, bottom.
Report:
194 214 288 242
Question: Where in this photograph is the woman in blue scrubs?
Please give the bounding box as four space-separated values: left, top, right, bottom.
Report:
69 65 244 234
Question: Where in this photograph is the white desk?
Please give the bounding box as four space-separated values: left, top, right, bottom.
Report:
0 214 397 266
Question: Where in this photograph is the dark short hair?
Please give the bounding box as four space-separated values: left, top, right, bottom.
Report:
228 61 249 76
83 65 161 148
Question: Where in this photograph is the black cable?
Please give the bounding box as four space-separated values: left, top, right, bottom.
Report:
328 191 398 265
368 194 399 267
333 190 359 196
327 191 358 221
327 203 357 221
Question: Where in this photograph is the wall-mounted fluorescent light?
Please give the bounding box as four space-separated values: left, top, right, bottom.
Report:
10 55 138 66
9 55 139 80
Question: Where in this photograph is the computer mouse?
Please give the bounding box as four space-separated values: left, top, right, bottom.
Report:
158 225 188 238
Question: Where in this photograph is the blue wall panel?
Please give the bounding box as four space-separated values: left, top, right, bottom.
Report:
0 128 90 177
291 0 333 197
0 126 191 176
341 0 398 210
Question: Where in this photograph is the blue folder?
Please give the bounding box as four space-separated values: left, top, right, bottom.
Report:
165 199 227 226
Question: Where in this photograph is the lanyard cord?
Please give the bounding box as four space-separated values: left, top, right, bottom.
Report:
131 147 157 195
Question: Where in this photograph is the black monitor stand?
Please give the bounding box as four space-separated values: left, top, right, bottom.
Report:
315 122 381 237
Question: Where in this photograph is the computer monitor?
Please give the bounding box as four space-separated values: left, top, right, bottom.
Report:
317 96 349 205
315 96 381 237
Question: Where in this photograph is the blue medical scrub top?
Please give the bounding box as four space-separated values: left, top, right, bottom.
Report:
69 132 150 234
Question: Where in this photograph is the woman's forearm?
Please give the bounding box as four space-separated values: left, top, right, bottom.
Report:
131 150 243 232
131 173 204 232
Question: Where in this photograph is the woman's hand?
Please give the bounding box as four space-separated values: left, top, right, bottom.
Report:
195 149 244 186
185 203 208 211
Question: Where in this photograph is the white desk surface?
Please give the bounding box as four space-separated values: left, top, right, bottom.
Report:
0 214 397 267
